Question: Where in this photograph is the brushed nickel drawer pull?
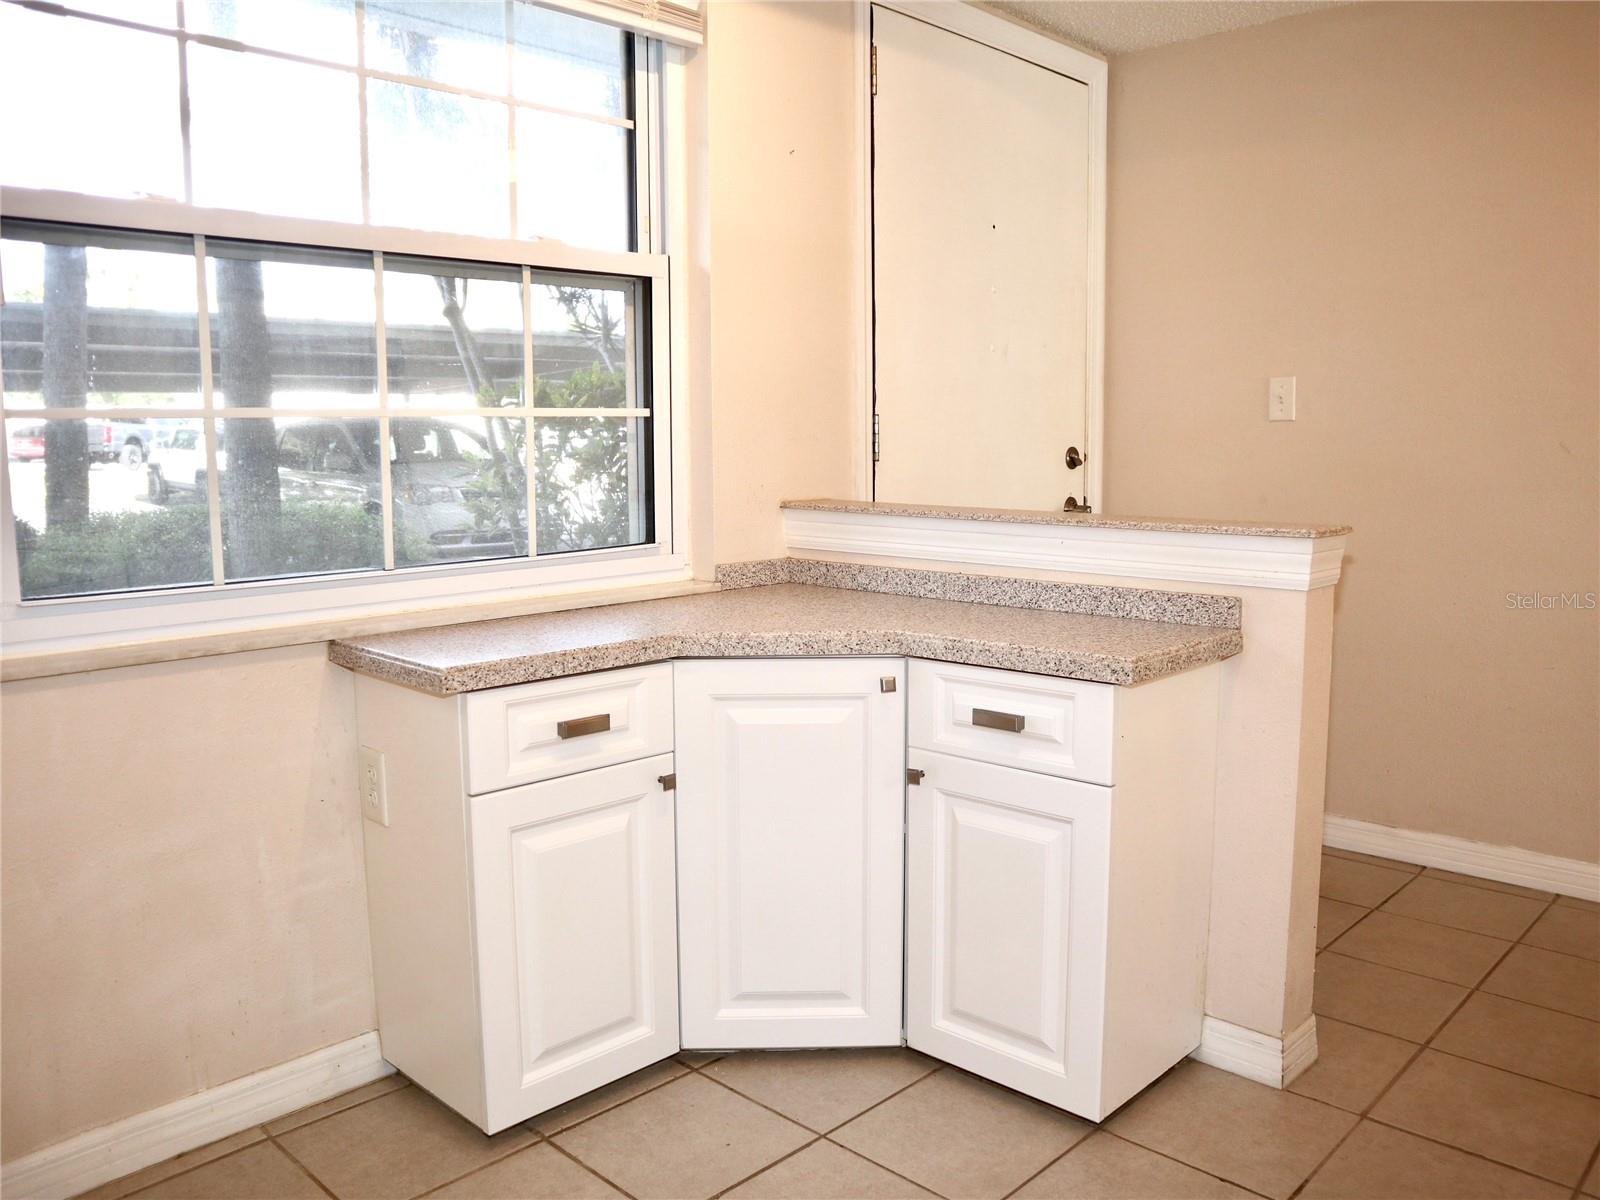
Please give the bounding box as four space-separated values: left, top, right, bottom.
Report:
972 708 1026 734
556 713 611 739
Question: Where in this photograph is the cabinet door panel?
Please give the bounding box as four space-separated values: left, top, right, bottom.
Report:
676 659 905 1047
907 749 1110 1117
471 753 678 1130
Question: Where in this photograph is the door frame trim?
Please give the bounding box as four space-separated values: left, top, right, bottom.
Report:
860 2 1108 511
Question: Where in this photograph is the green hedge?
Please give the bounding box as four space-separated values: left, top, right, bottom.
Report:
16 501 389 598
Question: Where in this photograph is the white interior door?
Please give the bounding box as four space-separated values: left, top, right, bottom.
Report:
905 749 1110 1117
872 5 1092 511
675 658 906 1048
471 753 679 1131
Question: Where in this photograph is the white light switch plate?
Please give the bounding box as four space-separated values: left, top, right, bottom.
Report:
359 745 389 827
1269 376 1296 421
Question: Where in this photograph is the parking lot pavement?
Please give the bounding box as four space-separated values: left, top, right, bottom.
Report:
7 459 161 531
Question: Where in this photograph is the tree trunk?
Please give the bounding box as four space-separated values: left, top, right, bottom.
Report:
42 244 90 529
214 256 280 576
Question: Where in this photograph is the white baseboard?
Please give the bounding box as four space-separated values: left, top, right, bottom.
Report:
2 1032 393 1200
1192 1014 1318 1089
1325 815 1600 902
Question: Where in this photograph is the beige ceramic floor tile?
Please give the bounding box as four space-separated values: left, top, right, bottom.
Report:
1105 1060 1356 1200
1559 895 1600 913
1312 952 1467 1042
1320 856 1415 907
1323 847 1422 874
1523 904 1600 962
831 1068 1090 1199
1431 991 1600 1095
1011 1131 1255 1199
1380 877 1547 940
1370 1049 1600 1185
704 1048 938 1132
1298 1120 1569 1200
1585 1151 1600 1197
1286 1018 1417 1113
526 1058 686 1135
1325 910 1511 986
275 1084 536 1200
1317 898 1368 949
1419 867 1554 900
265 1075 409 1135
724 1140 936 1199
74 1128 269 1200
552 1072 811 1199
427 1143 623 1199
133 1142 324 1200
1480 943 1600 1021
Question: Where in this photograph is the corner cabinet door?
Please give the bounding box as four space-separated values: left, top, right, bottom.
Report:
906 749 1111 1118
470 753 679 1131
675 658 906 1047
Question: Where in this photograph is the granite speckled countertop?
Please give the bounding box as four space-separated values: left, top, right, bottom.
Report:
330 582 1242 695
783 498 1353 539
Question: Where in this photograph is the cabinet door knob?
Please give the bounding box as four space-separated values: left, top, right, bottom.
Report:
972 708 1026 733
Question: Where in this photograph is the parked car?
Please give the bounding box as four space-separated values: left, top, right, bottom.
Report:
86 418 155 467
145 425 217 503
278 418 519 559
8 423 46 461
8 419 154 464
147 418 519 560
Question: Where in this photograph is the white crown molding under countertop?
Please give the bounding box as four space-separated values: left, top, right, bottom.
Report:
781 500 1351 592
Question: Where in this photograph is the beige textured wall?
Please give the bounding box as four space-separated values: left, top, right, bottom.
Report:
707 0 867 564
0 647 375 1161
1104 1 1600 862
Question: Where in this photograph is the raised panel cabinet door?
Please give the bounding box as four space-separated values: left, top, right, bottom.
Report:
675 658 906 1047
906 749 1112 1118
470 752 679 1131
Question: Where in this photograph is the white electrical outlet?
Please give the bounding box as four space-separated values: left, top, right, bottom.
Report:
359 745 389 827
1269 376 1297 421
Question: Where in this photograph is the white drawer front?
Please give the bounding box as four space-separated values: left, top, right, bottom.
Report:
908 659 1115 784
465 664 673 794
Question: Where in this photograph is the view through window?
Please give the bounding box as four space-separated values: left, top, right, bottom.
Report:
0 0 663 603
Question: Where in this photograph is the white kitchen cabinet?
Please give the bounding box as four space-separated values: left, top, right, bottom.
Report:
674 658 906 1047
354 650 1222 1132
353 669 680 1134
906 661 1221 1121
471 754 680 1129
906 751 1109 1114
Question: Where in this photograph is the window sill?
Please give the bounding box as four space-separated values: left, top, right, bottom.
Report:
2 572 713 684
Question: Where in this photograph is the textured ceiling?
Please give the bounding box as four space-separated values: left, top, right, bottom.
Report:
984 1 1342 56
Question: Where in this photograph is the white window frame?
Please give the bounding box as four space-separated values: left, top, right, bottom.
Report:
0 1 697 655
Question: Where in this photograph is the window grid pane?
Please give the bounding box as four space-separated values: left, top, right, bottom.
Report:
2 220 654 599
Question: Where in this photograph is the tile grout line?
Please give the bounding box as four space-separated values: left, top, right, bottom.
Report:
1334 893 1600 1193
95 1131 274 1200
1569 1135 1600 1200
528 1061 691 1139
995 1129 1093 1200
706 1135 824 1199
261 1130 341 1200
541 1135 643 1200
1288 915 1523 1199
818 1134 954 1200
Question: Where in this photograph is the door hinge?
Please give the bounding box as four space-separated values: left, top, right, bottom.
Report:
906 767 925 786
872 411 881 463
870 43 878 97
658 772 676 791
